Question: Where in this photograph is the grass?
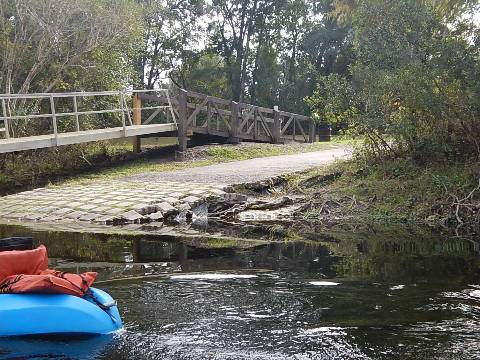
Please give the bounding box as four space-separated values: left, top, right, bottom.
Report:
292 156 480 227
205 140 342 161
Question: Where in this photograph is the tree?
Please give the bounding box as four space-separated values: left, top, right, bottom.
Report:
135 0 205 89
0 0 142 137
0 0 141 96
170 52 231 98
208 0 288 102
308 0 480 160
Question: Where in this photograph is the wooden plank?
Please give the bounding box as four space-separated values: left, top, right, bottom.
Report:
207 102 212 130
211 101 231 131
177 89 188 153
273 107 281 143
229 101 238 140
143 107 164 125
281 115 294 134
296 118 308 142
186 96 209 126
1 99 10 139
246 119 255 134
254 109 258 140
187 90 231 106
239 106 255 131
257 110 273 140
308 118 316 143
279 110 309 121
139 93 179 106
255 105 274 114
293 118 296 141
139 94 234 119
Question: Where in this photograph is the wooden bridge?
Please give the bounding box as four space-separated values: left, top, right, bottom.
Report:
0 88 317 155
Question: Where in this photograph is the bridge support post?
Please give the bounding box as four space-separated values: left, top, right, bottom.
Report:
176 89 188 161
308 117 316 143
132 94 142 153
228 101 241 144
273 106 282 143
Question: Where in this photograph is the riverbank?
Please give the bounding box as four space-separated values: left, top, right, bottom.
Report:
286 157 480 235
2 139 478 236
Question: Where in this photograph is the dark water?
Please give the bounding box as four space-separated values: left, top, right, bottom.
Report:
1 224 480 359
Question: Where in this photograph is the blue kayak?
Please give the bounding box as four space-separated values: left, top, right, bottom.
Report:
0 288 123 337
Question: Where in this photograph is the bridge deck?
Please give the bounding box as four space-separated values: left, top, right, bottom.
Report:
0 123 176 153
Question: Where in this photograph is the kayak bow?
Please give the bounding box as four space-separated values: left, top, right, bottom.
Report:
0 287 123 336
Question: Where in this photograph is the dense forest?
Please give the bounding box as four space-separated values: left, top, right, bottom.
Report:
0 0 479 180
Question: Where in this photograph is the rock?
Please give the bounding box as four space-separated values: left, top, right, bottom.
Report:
93 215 116 224
52 208 74 216
119 210 144 223
192 203 208 219
155 202 177 216
104 208 125 215
222 193 248 202
64 211 87 220
177 203 191 212
190 189 207 196
182 196 201 205
163 197 180 205
24 213 44 221
210 188 227 196
147 211 164 221
132 203 157 215
78 213 100 222
78 204 97 211
169 192 184 198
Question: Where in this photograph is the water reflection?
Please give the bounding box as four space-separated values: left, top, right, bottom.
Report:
0 223 479 359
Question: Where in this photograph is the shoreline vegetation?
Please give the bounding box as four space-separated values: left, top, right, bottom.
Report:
287 157 480 236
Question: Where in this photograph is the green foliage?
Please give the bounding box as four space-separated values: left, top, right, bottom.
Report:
0 0 142 94
306 74 357 127
250 45 281 108
137 0 205 89
172 53 231 98
308 0 480 161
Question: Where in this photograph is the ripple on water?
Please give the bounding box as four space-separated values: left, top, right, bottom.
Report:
2 270 480 359
169 273 258 280
309 281 340 286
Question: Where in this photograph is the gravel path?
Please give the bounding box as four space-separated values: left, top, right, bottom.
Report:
125 146 349 185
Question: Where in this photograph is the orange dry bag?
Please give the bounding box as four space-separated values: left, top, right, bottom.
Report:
0 244 97 297
0 244 48 282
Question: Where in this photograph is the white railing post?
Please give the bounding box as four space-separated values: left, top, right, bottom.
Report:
73 95 80 131
49 95 58 145
1 99 10 139
119 92 126 136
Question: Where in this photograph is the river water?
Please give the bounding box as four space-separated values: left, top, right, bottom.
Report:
0 224 480 359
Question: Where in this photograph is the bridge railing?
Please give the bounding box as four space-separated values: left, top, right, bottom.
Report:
137 88 316 154
0 89 175 141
